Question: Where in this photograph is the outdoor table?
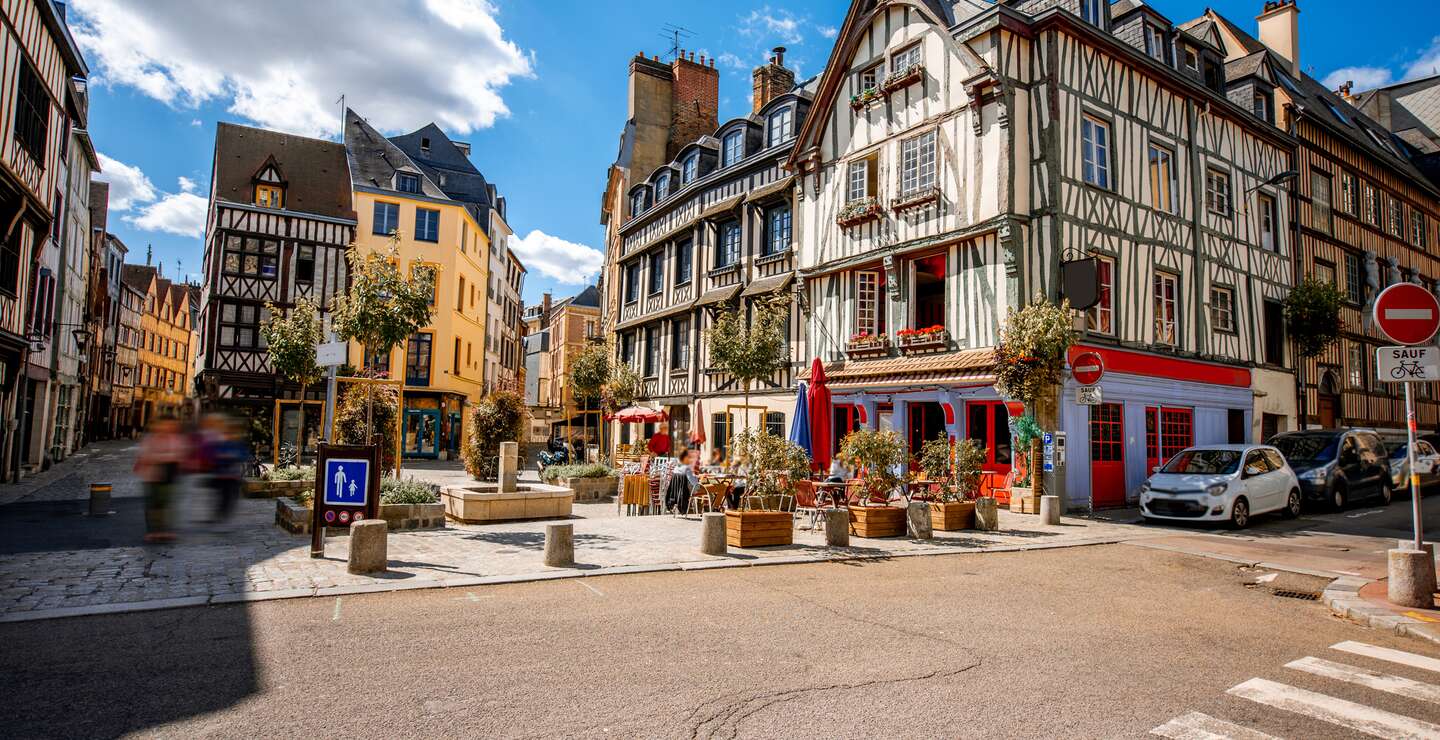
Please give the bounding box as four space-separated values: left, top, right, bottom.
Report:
621 474 650 510
813 481 849 507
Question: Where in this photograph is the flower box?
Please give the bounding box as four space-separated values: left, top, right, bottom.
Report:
849 87 884 110
837 197 883 227
930 500 976 531
892 185 940 212
726 509 794 548
845 335 891 359
896 326 949 353
882 63 925 93
849 504 906 538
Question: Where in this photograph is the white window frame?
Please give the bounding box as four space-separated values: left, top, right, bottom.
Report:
1205 167 1232 217
1079 0 1105 27
1088 255 1114 336
899 129 937 196
847 159 870 203
1143 25 1166 61
767 107 793 148
723 130 744 167
631 191 645 218
856 270 881 336
859 63 884 92
1148 142 1176 213
654 173 670 201
1412 211 1426 248
1259 193 1278 252
1082 115 1111 189
1209 285 1235 333
1153 271 1179 346
682 154 698 184
891 44 921 75
1390 198 1405 237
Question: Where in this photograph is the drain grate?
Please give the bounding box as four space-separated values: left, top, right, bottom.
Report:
1271 590 1321 601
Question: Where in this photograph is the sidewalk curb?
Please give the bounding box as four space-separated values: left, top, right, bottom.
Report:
0 529 1137 624
1321 576 1440 647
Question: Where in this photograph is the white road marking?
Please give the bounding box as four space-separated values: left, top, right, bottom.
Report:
332 597 342 621
451 591 494 602
1287 656 1440 704
1150 711 1282 739
1227 677 1440 738
577 580 604 597
1332 641 1440 674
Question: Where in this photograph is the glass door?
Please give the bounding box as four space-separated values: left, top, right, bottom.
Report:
404 408 441 458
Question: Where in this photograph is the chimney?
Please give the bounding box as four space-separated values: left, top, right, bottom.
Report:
1336 80 1355 103
542 292 552 322
1257 1 1300 76
669 51 719 159
752 47 796 114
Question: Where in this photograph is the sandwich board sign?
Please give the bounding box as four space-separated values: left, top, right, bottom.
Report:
310 443 381 558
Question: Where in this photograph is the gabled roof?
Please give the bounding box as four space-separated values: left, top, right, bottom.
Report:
342 108 446 200
389 123 495 210
569 284 601 309
212 122 354 220
1224 50 1270 84
121 264 155 292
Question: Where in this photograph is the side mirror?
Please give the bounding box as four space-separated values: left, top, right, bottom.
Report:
1243 465 1263 478
1151 466 1161 474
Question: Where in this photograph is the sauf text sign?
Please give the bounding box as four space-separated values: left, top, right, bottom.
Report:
1375 346 1440 382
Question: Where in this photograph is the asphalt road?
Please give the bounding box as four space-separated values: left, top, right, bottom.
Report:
4 544 1439 739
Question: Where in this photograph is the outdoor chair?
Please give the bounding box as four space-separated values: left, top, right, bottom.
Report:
792 479 821 530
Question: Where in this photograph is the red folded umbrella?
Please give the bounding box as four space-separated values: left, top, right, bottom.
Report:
808 358 832 473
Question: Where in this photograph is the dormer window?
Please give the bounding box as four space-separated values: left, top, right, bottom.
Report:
1079 0 1105 28
255 184 283 209
655 172 670 201
1252 92 1272 123
420 137 431 152
1143 25 1167 62
1183 47 1199 73
723 130 744 167
397 172 420 194
767 107 793 148
682 153 698 184
631 191 645 218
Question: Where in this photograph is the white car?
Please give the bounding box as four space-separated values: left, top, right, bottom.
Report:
1140 444 1301 529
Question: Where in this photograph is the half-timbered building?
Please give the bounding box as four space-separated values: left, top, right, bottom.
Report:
196 122 356 451
1200 3 1440 437
613 50 811 458
789 0 1296 509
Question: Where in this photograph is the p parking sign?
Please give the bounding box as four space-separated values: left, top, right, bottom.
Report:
311 443 381 558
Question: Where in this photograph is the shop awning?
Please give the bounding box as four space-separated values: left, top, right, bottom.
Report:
699 195 743 220
616 300 696 331
744 175 794 204
740 272 794 297
695 284 742 307
798 348 996 390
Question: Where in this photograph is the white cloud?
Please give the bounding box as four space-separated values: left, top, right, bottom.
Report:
70 0 533 138
509 230 603 285
740 7 804 45
92 153 157 211
128 192 208 238
1402 36 1440 81
716 52 748 71
1322 66 1392 92
819 25 838 39
177 176 197 193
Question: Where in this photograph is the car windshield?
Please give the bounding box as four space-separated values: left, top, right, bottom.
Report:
1161 449 1241 475
1270 435 1337 464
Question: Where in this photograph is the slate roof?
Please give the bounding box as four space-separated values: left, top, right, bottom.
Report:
343 109 445 199
212 122 354 220
389 122 500 229
569 284 601 309
121 264 155 292
1224 50 1268 82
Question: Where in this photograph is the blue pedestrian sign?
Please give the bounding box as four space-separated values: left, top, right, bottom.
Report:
323 458 371 506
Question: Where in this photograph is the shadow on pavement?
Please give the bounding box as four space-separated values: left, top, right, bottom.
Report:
0 498 148 554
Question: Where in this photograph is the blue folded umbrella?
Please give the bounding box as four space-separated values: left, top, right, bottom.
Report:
790 381 812 455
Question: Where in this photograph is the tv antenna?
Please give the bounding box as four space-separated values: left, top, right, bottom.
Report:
660 24 694 60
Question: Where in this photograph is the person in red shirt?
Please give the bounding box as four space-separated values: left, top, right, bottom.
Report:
647 425 671 457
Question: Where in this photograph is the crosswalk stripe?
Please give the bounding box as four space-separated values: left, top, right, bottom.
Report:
1288 656 1440 705
1332 641 1440 674
1227 677 1440 738
1151 711 1283 739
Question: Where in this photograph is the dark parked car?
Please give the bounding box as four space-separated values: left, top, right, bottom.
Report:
1267 429 1392 510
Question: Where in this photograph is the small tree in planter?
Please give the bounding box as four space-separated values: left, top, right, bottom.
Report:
838 429 909 537
463 390 528 480
993 298 1076 503
706 297 788 434
260 298 324 466
570 341 610 455
723 428 809 547
1284 277 1345 430
334 379 399 473
916 435 986 530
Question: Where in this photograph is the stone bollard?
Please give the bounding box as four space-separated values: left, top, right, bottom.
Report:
974 497 999 531
498 441 519 493
907 501 933 539
1387 548 1438 608
824 508 850 547
700 512 727 555
1040 495 1061 525
544 523 575 567
88 482 112 516
347 519 388 575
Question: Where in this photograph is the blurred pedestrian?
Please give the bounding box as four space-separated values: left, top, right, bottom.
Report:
134 417 187 543
199 414 247 523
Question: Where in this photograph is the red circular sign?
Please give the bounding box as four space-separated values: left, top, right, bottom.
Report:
1071 351 1105 385
1374 283 1440 345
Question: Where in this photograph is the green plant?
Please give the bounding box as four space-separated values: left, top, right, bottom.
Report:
1285 276 1345 359
603 357 644 412
953 438 986 499
838 428 907 503
292 489 312 506
464 390 528 480
334 382 399 473
260 297 324 459
1009 414 1043 488
570 341 610 445
380 477 440 505
993 298 1077 407
705 297 788 434
730 428 811 506
542 463 616 482
265 465 315 482
918 434 953 481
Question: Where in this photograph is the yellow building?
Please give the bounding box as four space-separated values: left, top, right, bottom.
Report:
121 265 195 426
343 109 509 459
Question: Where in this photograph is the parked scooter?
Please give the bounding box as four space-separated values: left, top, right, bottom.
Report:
537 437 570 472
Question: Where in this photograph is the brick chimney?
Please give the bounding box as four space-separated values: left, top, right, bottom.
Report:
669 50 719 160
542 292 552 323
1257 1 1300 77
1336 80 1355 103
752 47 796 114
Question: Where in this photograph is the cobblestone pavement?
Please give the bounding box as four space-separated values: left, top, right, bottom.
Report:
0 441 1150 621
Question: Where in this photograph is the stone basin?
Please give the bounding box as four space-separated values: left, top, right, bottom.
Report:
440 482 574 523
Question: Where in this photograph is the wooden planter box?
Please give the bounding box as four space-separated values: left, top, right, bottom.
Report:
845 338 891 359
1009 487 1039 514
244 479 312 499
726 510 793 548
849 505 906 538
930 500 976 530
897 329 948 354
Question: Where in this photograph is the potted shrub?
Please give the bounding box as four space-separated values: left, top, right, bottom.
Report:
839 429 908 538
837 196 883 227
1007 413 1043 513
882 62 925 93
993 298 1077 511
724 429 809 547
917 435 984 530
849 87 884 110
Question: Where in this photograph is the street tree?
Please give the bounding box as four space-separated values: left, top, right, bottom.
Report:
1284 276 1346 429
705 297 787 434
570 340 610 453
330 234 435 437
260 297 323 465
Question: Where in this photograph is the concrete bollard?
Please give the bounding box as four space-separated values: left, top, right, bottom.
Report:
88 482 112 516
907 501 933 539
498 441 519 493
544 523 575 567
974 497 999 531
700 512 727 555
1040 495 1061 525
347 519 388 574
1387 548 1438 608
824 508 849 547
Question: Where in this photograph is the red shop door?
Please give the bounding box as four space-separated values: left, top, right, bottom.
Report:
1145 406 1193 474
966 401 1013 504
1090 403 1126 508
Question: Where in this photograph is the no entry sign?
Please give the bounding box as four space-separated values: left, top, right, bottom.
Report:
1071 351 1106 386
1374 283 1440 345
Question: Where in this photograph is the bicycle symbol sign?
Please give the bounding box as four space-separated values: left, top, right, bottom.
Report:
1376 346 1440 383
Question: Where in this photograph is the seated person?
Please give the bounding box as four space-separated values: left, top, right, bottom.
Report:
826 456 851 483
665 448 699 511
726 453 750 509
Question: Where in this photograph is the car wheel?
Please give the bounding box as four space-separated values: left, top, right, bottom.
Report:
1331 483 1348 512
1283 489 1302 519
1380 482 1394 506
1230 497 1250 529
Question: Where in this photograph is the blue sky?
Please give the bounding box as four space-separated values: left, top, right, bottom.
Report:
76 0 1440 305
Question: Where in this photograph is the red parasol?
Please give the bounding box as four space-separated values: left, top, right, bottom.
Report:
690 398 706 445
807 358 833 473
607 406 669 423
